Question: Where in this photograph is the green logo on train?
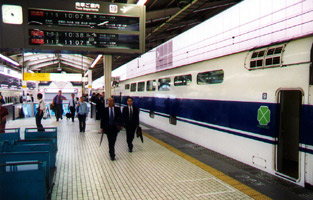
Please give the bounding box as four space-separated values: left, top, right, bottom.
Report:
257 106 270 126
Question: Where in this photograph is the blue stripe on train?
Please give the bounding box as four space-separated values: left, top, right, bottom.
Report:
114 95 313 147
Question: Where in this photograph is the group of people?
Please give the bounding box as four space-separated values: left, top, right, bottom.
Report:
90 92 105 120
52 90 89 132
1 90 141 161
100 97 140 161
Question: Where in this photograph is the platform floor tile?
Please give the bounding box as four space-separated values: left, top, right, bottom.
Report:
7 118 254 200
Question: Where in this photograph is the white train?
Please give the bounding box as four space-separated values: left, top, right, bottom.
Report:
112 35 313 188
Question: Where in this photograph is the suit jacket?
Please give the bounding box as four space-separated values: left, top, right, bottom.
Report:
122 106 139 129
100 106 122 134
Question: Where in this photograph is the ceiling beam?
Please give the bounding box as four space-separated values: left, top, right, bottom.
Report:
146 7 180 21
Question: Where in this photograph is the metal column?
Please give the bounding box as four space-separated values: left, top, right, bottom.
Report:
103 55 112 106
88 69 92 98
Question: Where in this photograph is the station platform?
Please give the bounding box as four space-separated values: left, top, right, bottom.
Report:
5 117 313 200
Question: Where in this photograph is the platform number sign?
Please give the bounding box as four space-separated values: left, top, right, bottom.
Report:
110 5 118 13
257 106 271 126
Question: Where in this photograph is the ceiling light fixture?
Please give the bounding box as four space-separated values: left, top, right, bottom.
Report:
90 55 102 68
0 54 19 66
137 0 148 5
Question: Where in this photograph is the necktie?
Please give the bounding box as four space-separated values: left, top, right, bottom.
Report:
110 108 114 125
57 95 60 104
73 99 75 106
129 106 133 120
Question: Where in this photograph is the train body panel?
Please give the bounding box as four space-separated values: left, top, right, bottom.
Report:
112 35 313 187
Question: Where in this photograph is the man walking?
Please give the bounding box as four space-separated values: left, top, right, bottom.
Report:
69 93 77 122
100 98 122 161
52 90 67 121
122 97 139 152
36 93 45 132
77 97 88 132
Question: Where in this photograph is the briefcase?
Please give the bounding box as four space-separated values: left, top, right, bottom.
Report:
136 126 143 143
50 104 54 111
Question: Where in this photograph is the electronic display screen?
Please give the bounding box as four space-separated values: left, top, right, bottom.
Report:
29 29 139 49
28 9 140 31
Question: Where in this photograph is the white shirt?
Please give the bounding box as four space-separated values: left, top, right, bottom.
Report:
38 99 46 113
26 95 32 102
69 98 76 107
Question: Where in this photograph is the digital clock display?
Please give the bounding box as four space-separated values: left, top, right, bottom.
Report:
29 29 140 49
28 9 140 31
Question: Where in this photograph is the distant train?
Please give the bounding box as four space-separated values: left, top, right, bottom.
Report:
112 35 313 188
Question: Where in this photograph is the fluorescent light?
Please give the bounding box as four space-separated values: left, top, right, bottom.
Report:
0 54 19 66
90 55 102 68
137 0 147 5
28 70 34 73
84 71 88 77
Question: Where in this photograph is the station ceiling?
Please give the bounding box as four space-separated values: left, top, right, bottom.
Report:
1 0 242 81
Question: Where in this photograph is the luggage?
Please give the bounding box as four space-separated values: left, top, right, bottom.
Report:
65 112 71 119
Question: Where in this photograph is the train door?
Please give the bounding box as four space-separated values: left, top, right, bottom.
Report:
276 90 302 181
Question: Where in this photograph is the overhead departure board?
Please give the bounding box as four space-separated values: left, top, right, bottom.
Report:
0 0 145 54
29 29 139 49
28 9 140 31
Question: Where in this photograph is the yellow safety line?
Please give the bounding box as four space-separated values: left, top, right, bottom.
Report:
143 132 272 200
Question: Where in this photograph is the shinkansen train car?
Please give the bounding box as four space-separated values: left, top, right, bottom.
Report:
112 35 313 188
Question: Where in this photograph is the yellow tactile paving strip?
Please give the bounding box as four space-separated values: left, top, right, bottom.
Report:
6 118 271 199
143 132 271 200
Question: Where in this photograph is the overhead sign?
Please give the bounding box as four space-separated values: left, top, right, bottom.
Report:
23 73 82 81
0 0 145 54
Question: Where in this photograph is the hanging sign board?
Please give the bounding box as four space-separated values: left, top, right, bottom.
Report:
23 73 82 81
0 0 145 54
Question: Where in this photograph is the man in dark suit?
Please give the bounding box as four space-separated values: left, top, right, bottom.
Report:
100 98 122 161
122 97 139 152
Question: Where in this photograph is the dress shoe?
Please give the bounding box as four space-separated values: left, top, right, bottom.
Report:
110 157 115 161
128 148 133 152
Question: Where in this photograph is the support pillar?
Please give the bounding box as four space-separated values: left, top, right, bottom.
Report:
82 82 85 96
22 68 27 97
88 69 92 98
103 55 112 106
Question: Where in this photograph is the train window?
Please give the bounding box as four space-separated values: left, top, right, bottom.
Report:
169 115 177 125
112 81 119 88
258 51 265 57
158 78 171 91
146 80 156 91
174 74 192 86
138 81 145 92
267 48 275 55
125 84 130 90
130 83 136 92
266 57 281 66
251 50 265 58
250 45 284 69
274 47 283 54
197 70 224 85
